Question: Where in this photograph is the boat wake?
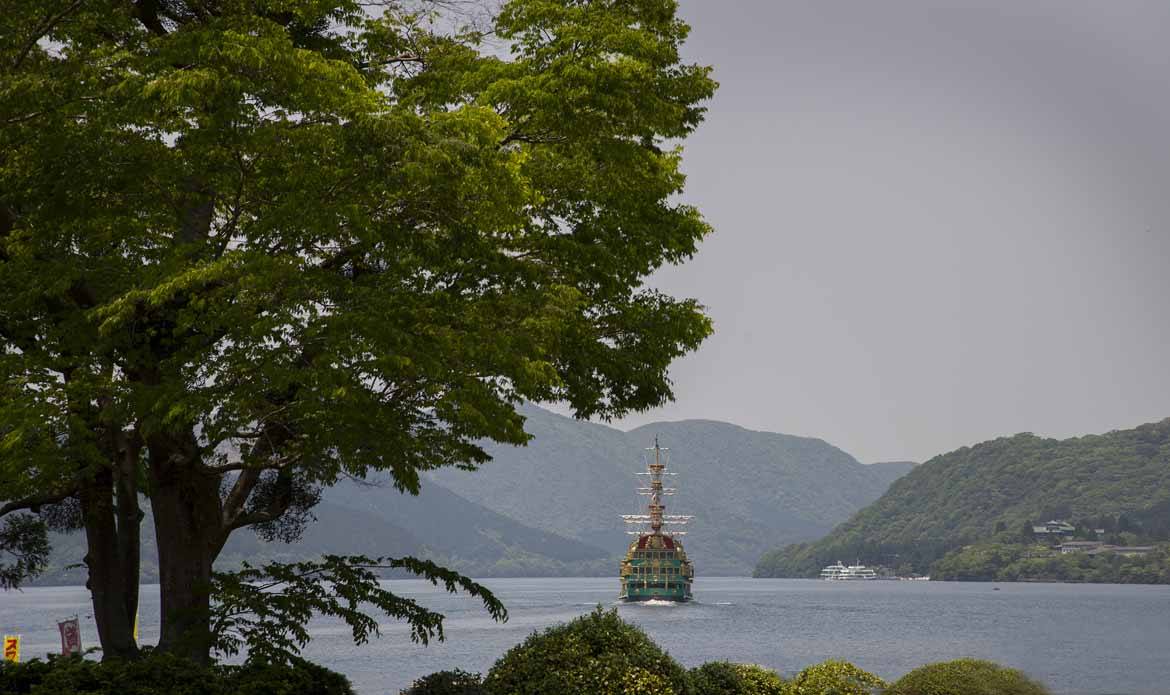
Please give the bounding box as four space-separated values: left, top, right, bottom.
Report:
639 599 680 607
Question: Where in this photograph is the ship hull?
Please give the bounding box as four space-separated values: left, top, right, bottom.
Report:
619 582 693 602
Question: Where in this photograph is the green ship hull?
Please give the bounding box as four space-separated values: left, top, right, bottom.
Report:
620 584 693 602
618 533 694 602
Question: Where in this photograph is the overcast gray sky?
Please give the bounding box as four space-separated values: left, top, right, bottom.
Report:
603 0 1170 463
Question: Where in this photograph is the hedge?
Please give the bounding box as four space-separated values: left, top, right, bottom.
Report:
886 659 1050 695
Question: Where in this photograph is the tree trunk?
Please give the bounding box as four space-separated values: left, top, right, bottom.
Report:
148 435 222 664
113 432 142 643
79 468 139 660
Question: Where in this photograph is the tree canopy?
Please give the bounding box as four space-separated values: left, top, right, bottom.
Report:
1 0 715 661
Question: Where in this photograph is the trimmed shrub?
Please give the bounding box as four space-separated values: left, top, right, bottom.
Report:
228 657 355 695
0 652 354 695
690 662 743 695
402 669 487 695
690 661 785 695
621 667 677 695
735 664 786 695
786 660 886 695
886 659 1050 695
483 606 690 695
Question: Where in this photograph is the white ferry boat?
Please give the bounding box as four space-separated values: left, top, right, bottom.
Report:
820 560 877 580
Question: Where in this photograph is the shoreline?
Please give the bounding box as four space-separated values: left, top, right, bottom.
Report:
18 575 1170 590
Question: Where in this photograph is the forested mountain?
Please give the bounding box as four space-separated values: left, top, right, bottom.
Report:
321 477 612 576
33 405 913 583
34 483 609 585
754 418 1170 578
430 405 913 574
36 499 423 586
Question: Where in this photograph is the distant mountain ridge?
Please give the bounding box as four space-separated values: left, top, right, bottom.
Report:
34 480 610 585
37 499 424 586
321 476 612 575
754 418 1170 578
32 405 914 583
429 405 913 574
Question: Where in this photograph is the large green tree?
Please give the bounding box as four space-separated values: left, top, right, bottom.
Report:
0 0 714 662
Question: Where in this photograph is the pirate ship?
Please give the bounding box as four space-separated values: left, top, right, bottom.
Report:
618 438 694 602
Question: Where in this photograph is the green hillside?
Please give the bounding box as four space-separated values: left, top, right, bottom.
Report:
323 477 613 576
34 499 423 586
33 477 615 585
431 405 913 575
754 418 1170 578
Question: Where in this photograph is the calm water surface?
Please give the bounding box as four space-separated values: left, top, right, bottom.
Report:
3 577 1168 694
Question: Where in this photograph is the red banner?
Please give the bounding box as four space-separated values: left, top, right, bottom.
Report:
58 618 81 656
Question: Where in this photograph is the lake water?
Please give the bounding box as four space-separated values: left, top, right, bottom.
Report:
3 578 1169 694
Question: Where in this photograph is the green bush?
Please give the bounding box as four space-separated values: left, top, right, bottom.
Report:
886 659 1050 695
785 660 885 695
483 606 690 695
12 652 214 695
402 669 487 695
690 661 785 695
228 657 355 695
690 662 742 695
0 651 354 695
735 664 786 695
0 655 57 694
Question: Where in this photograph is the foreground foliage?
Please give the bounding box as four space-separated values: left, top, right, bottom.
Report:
0 652 353 695
887 659 1051 695
3 611 1053 695
786 660 886 695
211 555 506 662
756 419 1170 578
402 669 486 695
1 0 715 661
482 607 690 695
689 661 785 695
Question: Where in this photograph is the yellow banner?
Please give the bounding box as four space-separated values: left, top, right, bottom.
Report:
3 635 19 663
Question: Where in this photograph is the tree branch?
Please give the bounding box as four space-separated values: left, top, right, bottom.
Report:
0 485 79 519
177 176 216 246
0 203 14 264
356 54 424 70
12 0 85 71
223 484 294 534
133 0 170 36
220 468 261 529
206 454 300 474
